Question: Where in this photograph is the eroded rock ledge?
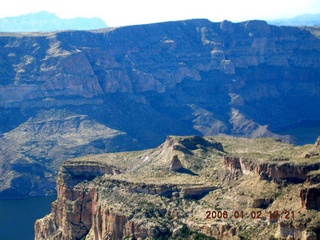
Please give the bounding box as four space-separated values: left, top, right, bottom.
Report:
35 164 217 239
222 137 320 240
35 136 221 239
223 156 320 183
2 18 320 198
35 136 320 240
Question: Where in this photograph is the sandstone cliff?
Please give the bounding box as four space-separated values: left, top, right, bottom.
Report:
35 136 320 239
222 156 320 182
1 19 320 197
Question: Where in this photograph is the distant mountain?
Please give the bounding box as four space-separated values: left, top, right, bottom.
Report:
268 13 320 26
0 11 108 32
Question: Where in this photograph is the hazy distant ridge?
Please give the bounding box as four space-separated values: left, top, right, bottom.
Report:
268 13 320 26
0 11 108 32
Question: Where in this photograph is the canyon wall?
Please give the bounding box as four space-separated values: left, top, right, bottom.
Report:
1 19 320 137
35 163 157 240
222 140 320 240
36 136 320 239
35 142 217 239
223 155 320 182
1 19 320 198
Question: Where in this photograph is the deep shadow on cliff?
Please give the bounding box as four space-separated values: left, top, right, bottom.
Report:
0 19 320 198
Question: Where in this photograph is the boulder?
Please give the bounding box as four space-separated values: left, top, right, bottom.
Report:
301 136 320 158
170 155 183 171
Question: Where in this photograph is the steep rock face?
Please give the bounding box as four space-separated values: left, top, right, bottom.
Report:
1 19 320 133
275 221 319 240
1 19 320 197
34 136 219 239
35 163 154 240
221 137 320 239
35 136 222 239
223 156 320 182
300 185 320 210
169 155 183 171
35 136 320 240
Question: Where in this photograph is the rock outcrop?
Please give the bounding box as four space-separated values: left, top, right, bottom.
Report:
35 136 220 239
35 163 157 240
302 136 320 158
300 185 320 210
170 155 183 171
221 137 320 240
223 155 320 182
1 19 320 197
35 136 320 240
275 221 319 240
1 19 320 132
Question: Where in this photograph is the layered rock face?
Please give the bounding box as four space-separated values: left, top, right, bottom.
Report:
1 19 320 198
300 185 320 210
1 19 320 136
35 165 215 240
299 141 320 211
35 136 223 239
36 136 320 240
222 137 320 240
223 155 320 182
35 163 143 240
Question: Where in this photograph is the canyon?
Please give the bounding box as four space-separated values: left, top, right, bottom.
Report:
35 135 320 239
0 19 320 197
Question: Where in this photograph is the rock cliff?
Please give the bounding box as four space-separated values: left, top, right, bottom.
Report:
222 156 320 182
35 136 320 239
1 19 320 197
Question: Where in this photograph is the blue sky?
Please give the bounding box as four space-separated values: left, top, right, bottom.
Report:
1 0 319 27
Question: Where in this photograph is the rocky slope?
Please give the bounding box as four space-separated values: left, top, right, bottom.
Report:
35 135 320 240
1 19 320 135
1 19 320 198
0 109 141 198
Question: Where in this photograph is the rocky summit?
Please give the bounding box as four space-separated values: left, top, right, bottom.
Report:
35 135 320 240
0 19 320 198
